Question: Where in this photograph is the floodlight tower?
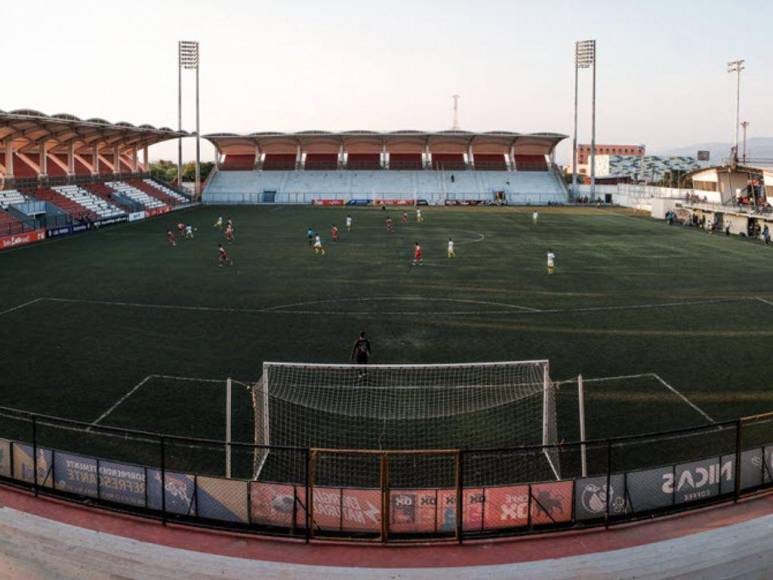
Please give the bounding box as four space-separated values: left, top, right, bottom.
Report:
572 40 596 200
741 121 749 163
452 95 461 130
727 59 745 163
178 41 201 197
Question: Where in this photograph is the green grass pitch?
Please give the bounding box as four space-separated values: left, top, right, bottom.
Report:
1 204 773 480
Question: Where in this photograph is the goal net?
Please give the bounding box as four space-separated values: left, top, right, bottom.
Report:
252 360 559 487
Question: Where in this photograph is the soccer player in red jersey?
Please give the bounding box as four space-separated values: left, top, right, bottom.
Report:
401 211 408 224
225 223 234 242
218 243 232 267
166 229 176 247
412 241 423 266
331 225 339 241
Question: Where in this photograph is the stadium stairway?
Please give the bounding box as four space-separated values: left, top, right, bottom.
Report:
81 182 137 212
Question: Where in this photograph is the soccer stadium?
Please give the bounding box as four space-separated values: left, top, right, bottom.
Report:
1 3 773 578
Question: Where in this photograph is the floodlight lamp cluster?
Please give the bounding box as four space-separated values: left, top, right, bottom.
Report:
727 59 745 73
179 41 199 69
575 39 596 69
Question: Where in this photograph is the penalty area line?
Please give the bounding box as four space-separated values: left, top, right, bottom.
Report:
651 373 716 425
89 373 255 430
0 297 45 318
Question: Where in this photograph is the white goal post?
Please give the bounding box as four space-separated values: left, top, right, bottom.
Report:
252 360 560 485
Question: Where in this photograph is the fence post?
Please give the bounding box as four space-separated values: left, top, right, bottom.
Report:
604 439 612 527
303 449 310 542
160 435 166 523
380 454 389 543
734 419 743 502
32 415 38 496
456 450 463 543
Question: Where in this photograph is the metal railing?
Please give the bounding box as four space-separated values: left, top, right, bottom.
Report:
0 405 771 543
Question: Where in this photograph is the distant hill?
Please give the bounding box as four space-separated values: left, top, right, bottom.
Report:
655 138 773 164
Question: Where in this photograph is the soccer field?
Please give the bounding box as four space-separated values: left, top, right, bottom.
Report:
1 204 773 480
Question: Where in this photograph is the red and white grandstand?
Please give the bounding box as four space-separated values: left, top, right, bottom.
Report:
203 130 568 205
0 110 191 246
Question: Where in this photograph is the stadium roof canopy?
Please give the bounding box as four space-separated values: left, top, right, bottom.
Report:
204 130 567 156
0 109 189 155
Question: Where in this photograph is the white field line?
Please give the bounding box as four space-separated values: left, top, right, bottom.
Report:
556 371 716 425
36 296 759 317
89 374 256 429
0 297 45 317
755 296 773 308
89 375 157 429
454 230 486 245
651 373 716 424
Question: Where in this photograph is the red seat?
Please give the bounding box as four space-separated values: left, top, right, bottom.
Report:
431 154 466 171
263 154 296 171
222 154 255 170
515 155 548 171
347 154 381 170
31 187 99 221
389 154 423 170
304 154 338 170
474 154 507 171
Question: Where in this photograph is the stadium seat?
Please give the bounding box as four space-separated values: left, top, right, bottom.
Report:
222 154 256 170
304 154 338 170
31 187 100 221
52 185 124 219
263 154 297 171
105 181 166 210
474 154 508 171
431 154 466 171
389 154 423 170
346 154 381 170
515 155 548 171
127 180 184 206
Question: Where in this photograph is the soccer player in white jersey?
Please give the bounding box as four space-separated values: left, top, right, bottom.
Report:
313 234 325 255
346 215 352 232
447 237 456 258
214 216 223 229
547 248 555 274
416 208 424 223
185 224 194 239
532 210 539 224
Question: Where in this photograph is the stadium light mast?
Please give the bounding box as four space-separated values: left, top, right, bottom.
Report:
741 121 749 163
179 41 201 198
572 40 596 200
451 95 461 130
727 59 744 163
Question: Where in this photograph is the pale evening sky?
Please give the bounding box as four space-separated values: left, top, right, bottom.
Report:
3 0 771 163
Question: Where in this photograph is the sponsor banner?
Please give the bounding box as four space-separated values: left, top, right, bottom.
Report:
146 469 196 515
340 488 381 532
46 225 74 238
128 211 146 222
0 229 46 249
765 446 773 484
627 466 672 512
250 482 297 527
13 443 54 488
53 451 98 497
530 481 573 525
346 199 371 206
483 485 529 529
390 489 438 533
71 223 91 234
97 460 146 507
0 439 11 477
308 487 381 533
436 488 485 533
311 199 345 206
574 475 627 520
670 456 734 504
94 216 127 227
197 476 249 523
373 199 415 206
146 206 171 218
740 449 763 490
444 200 491 206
